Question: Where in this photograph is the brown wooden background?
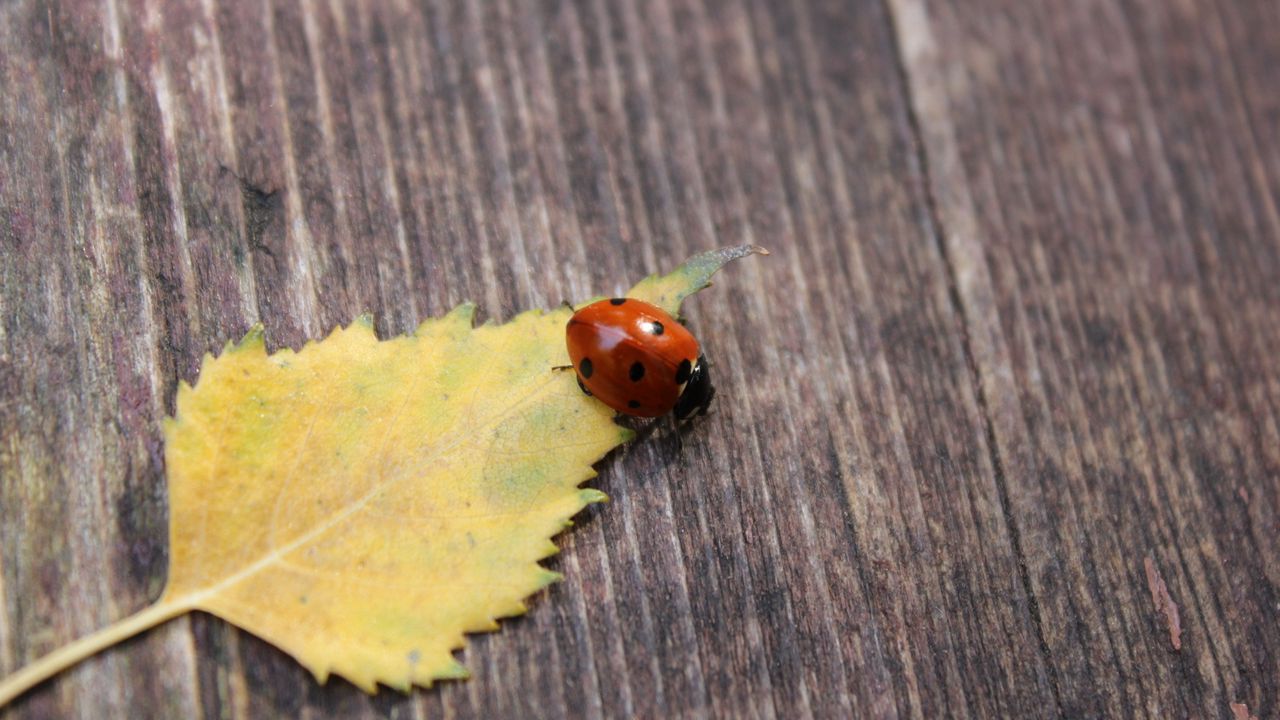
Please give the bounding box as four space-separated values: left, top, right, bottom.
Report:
1 0 1277 717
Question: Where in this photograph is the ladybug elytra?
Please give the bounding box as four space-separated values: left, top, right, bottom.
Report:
565 298 714 420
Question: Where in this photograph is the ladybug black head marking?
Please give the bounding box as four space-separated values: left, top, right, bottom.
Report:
673 354 715 421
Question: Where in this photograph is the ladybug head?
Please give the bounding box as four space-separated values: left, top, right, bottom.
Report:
673 354 715 421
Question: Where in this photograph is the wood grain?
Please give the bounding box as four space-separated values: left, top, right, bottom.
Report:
0 0 1275 717
891 0 1280 715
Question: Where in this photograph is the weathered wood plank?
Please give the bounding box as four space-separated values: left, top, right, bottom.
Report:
892 0 1280 715
1 0 1276 717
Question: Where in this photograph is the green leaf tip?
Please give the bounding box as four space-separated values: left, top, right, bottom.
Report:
234 323 266 352
580 488 609 504
449 301 477 323
439 660 470 680
412 302 478 337
627 244 769 315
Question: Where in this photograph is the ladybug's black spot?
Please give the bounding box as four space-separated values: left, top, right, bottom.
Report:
629 362 645 382
579 357 594 379
648 321 664 336
628 400 641 409
609 297 627 305
675 358 693 384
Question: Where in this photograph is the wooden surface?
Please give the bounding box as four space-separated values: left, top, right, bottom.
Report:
1 0 1277 717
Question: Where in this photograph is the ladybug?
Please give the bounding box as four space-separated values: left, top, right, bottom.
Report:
564 298 715 420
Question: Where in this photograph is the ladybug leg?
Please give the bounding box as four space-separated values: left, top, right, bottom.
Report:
560 300 575 312
622 415 660 444
551 364 573 371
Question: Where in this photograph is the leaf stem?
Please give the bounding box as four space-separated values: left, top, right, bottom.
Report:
0 597 194 708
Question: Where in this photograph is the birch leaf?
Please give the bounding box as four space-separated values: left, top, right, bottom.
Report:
0 245 766 705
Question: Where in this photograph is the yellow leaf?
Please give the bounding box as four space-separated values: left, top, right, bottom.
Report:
0 245 765 705
162 303 623 692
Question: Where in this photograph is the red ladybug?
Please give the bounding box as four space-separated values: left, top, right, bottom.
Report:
565 298 714 419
